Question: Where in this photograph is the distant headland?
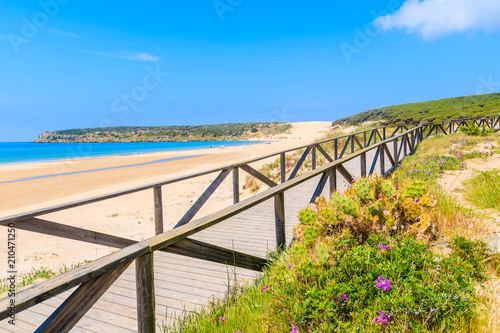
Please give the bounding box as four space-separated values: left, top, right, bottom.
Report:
34 122 292 143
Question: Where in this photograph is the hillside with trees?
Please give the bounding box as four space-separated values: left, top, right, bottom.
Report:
333 92 500 126
35 123 292 143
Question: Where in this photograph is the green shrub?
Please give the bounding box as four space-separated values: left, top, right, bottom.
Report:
449 236 490 281
458 121 493 136
265 234 480 332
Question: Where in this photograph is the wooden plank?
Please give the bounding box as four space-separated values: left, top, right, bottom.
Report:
316 144 333 162
161 238 268 271
36 261 131 333
369 147 380 175
7 218 137 249
0 243 149 321
275 193 286 250
310 171 329 203
366 130 375 146
389 127 400 139
233 167 240 204
425 125 434 138
397 136 405 161
240 164 277 188
338 137 350 159
360 152 366 177
406 134 414 152
353 135 363 150
175 169 231 228
288 146 312 180
380 143 385 175
280 153 286 183
337 164 354 184
311 145 316 170
136 253 155 333
334 139 338 160
330 167 337 193
154 186 163 235
382 143 395 166
394 138 399 164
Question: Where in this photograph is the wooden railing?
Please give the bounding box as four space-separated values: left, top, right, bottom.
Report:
1 115 499 332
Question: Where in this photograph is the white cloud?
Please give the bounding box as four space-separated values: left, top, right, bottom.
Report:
92 51 160 62
375 0 500 40
45 28 84 39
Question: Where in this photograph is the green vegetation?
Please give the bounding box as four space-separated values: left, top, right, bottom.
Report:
167 176 496 332
35 122 292 143
463 169 500 212
0 260 92 297
167 129 500 332
333 92 500 126
459 121 494 136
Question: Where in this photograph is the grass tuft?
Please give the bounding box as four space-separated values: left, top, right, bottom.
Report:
463 169 500 212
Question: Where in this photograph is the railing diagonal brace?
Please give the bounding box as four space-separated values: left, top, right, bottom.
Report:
315 144 333 162
163 238 268 271
36 261 131 333
337 164 354 184
382 143 395 166
369 147 380 175
288 146 312 180
176 169 231 228
338 137 350 159
310 171 330 203
240 164 278 188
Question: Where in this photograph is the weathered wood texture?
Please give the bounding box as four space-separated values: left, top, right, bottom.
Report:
154 187 163 235
136 253 156 333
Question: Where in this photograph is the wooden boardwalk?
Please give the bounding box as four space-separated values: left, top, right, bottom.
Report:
3 118 497 332
1 175 330 332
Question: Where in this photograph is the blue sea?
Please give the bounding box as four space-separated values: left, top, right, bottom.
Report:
0 141 260 165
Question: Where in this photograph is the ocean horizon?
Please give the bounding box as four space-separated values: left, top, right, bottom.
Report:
0 141 263 165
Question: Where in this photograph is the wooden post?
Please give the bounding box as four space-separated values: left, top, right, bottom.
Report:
360 153 366 177
136 253 155 333
153 187 163 235
380 144 385 175
311 145 316 170
404 135 408 156
363 132 367 147
383 127 386 140
232 167 239 204
274 193 286 250
393 138 398 164
334 139 338 160
330 167 337 193
280 153 286 183
350 135 354 153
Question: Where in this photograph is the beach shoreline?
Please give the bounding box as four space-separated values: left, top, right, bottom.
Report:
0 121 333 276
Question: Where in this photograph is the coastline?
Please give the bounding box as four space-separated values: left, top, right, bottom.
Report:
0 121 334 275
0 140 263 166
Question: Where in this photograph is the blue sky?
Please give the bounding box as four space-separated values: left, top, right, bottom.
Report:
1 0 500 141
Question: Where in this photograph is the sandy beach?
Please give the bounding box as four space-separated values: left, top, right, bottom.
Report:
0 122 332 276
